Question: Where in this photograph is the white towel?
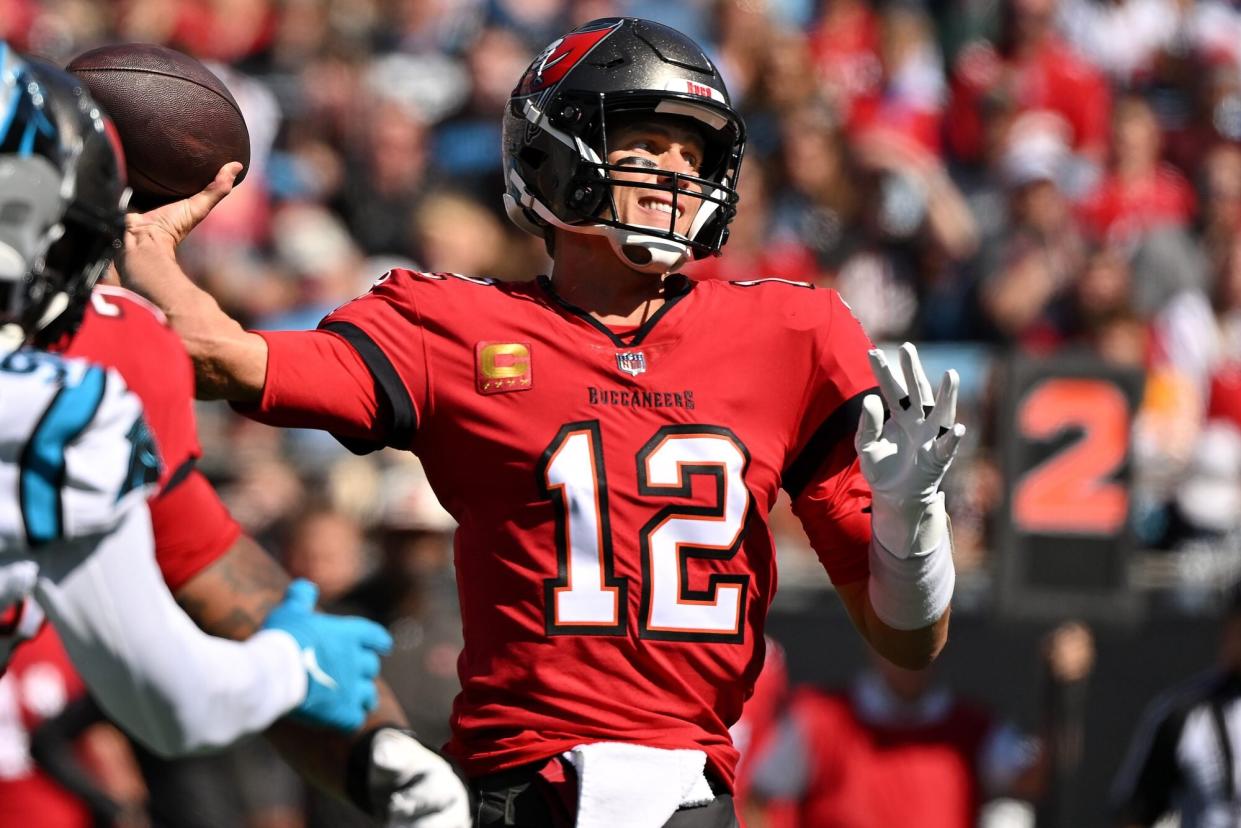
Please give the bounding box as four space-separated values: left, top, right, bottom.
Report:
564 742 715 828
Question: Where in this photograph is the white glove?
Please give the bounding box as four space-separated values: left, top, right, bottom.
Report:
857 343 966 558
368 729 472 828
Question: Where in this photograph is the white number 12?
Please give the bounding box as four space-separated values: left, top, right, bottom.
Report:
539 422 751 642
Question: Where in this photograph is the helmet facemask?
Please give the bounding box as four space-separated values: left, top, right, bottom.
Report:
502 18 746 275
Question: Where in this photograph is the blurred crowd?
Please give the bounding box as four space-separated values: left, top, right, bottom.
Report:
4 0 1241 824
5 0 1241 581
7 0 1241 587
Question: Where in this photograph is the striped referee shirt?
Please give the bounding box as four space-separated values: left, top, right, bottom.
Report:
1112 669 1241 828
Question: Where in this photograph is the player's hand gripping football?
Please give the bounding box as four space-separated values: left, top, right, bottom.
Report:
123 162 243 252
358 728 471 828
261 579 393 731
856 343 965 558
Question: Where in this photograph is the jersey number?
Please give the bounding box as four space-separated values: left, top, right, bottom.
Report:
539 423 750 642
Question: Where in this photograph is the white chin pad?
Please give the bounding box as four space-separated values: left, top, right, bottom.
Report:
608 229 690 274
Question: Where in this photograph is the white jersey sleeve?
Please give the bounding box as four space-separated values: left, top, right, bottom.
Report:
0 350 158 551
0 350 308 755
33 502 308 757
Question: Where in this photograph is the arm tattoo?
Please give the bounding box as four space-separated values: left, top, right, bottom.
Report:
174 534 290 640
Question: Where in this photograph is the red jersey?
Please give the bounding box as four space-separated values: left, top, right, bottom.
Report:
756 686 993 828
61 286 240 589
246 271 877 786
0 625 91 828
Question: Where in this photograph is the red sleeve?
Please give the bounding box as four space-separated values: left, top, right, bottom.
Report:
243 328 384 438
791 444 872 586
783 290 877 585
64 288 201 491
149 469 243 591
241 270 430 452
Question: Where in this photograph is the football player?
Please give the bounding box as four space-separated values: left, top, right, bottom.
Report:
0 46 394 757
10 58 471 826
120 17 964 827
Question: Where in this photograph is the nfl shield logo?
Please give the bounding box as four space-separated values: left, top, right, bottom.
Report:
615 351 647 377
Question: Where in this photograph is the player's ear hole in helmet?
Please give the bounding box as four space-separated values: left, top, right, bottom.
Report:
501 17 745 275
0 46 129 352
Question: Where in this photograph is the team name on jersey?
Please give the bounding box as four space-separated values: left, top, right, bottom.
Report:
587 387 696 410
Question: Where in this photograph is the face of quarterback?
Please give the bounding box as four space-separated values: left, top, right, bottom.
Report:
604 119 707 238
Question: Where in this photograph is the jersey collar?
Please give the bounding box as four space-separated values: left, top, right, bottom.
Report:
535 274 695 348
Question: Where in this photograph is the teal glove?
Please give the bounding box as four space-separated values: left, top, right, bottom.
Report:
262 579 393 731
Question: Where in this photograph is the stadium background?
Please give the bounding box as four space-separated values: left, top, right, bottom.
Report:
3 0 1239 824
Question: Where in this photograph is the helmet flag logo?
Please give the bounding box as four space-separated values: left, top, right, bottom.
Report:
514 21 622 98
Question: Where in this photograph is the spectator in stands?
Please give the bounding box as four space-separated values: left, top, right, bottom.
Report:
1200 145 1241 254
1078 95 1196 242
746 622 1095 828
340 99 436 256
806 0 882 132
1055 0 1179 86
410 189 536 281
770 101 861 277
432 24 530 190
1112 585 1241 826
255 203 366 331
978 117 1087 343
807 0 945 154
946 0 1111 167
281 506 369 607
863 5 946 154
1167 230 1241 432
705 0 777 110
853 127 979 338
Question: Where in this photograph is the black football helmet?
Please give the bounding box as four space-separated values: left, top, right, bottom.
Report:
502 18 745 273
0 44 128 351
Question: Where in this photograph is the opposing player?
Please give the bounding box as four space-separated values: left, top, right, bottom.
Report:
0 47 393 757
2 56 471 825
121 17 964 826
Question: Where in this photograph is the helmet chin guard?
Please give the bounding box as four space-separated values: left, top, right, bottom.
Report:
608 228 690 274
502 18 745 275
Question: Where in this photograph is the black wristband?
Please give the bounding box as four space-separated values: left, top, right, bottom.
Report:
345 726 389 815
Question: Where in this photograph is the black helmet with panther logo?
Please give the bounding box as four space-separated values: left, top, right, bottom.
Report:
0 45 128 350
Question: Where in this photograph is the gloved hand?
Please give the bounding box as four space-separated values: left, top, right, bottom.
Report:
349 728 472 828
856 342 966 558
261 579 393 731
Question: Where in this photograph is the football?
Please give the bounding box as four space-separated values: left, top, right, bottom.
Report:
67 43 250 209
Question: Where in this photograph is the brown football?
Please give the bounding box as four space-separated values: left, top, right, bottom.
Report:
67 43 250 209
